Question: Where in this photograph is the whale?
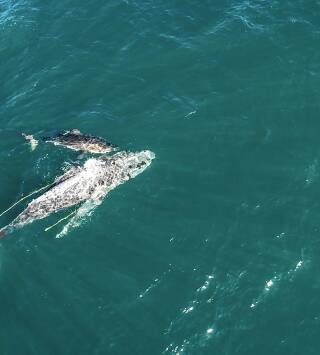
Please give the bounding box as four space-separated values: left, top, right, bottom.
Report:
44 129 117 154
0 150 155 236
22 129 116 154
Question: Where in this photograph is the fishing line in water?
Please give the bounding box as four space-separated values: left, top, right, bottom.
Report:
55 200 100 239
44 210 77 232
0 183 53 217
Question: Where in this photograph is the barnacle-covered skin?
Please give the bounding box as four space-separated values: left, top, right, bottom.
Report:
8 150 155 229
45 129 117 154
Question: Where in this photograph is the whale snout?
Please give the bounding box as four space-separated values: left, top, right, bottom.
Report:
143 150 155 161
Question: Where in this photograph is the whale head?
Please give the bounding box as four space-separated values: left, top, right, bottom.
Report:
101 150 155 182
121 150 155 179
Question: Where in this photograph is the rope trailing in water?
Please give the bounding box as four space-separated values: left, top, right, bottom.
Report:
44 210 77 232
0 183 53 217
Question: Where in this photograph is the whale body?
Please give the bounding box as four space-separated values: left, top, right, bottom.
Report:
1 150 155 235
45 129 117 154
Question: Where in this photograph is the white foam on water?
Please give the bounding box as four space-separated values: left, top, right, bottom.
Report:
138 278 160 299
249 274 280 309
197 274 214 293
265 279 274 290
295 260 303 271
182 306 194 314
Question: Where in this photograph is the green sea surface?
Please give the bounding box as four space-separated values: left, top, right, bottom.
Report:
1 0 320 354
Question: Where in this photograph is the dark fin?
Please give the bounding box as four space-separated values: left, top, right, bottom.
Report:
0 229 6 239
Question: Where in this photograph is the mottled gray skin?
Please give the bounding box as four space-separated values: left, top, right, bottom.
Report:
45 129 116 154
4 150 155 232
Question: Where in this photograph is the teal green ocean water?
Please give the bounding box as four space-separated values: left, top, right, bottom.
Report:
1 0 320 354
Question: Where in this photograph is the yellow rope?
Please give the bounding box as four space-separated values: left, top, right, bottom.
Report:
44 210 77 232
0 183 53 217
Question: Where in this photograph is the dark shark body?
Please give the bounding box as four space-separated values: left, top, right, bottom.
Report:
45 129 116 154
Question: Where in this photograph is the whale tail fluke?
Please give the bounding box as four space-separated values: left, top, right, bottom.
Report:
22 133 39 151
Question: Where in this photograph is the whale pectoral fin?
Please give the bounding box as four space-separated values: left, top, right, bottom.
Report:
55 199 100 239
